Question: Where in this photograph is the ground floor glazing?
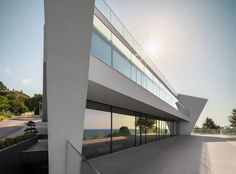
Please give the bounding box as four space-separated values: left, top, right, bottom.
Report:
82 100 180 159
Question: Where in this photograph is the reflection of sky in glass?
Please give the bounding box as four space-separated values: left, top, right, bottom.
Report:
113 113 135 129
84 109 110 129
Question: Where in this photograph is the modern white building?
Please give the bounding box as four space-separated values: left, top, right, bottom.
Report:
44 0 207 173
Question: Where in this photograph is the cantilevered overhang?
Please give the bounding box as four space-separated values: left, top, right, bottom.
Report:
87 55 190 121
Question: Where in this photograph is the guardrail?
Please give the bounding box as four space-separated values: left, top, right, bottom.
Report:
193 128 236 135
66 140 102 174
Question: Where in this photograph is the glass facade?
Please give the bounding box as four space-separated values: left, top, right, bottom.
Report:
82 101 179 159
112 111 135 152
91 9 188 112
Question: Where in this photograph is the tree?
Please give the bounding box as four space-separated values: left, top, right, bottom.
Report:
202 117 219 129
6 93 29 115
0 96 10 113
0 81 7 90
119 126 131 136
228 108 236 128
25 94 42 115
135 117 156 133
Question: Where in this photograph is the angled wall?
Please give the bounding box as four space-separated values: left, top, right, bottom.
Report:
44 0 95 173
178 94 208 135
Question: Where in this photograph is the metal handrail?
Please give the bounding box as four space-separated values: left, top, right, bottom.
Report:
66 140 102 174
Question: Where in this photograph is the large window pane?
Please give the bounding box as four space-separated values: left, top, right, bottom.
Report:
82 109 111 159
157 120 160 140
112 34 131 59
142 73 147 89
131 54 144 71
131 64 136 82
147 77 153 93
111 12 123 35
93 15 111 41
95 0 111 21
135 116 146 145
113 50 131 78
137 69 142 85
146 118 157 143
112 113 135 152
91 31 112 65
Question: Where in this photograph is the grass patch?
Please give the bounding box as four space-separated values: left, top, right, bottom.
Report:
0 115 12 122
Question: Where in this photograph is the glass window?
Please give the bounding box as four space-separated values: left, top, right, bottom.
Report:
93 15 111 41
144 67 153 80
146 118 157 143
137 69 142 86
82 109 111 159
152 83 157 96
131 54 144 71
142 73 147 89
112 112 135 152
95 0 111 21
124 29 133 47
111 12 123 35
91 31 112 65
157 120 160 140
112 34 131 59
160 83 166 102
131 64 136 82
147 77 153 93
135 116 146 145
113 50 131 78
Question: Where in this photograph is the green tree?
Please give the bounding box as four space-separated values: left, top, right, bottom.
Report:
0 81 7 90
25 94 42 115
228 108 236 128
6 93 29 115
202 117 219 129
119 126 131 136
135 117 156 133
0 96 10 113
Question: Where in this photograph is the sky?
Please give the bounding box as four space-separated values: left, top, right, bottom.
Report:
1 0 236 127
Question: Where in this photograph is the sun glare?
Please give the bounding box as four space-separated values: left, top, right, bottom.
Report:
144 41 161 59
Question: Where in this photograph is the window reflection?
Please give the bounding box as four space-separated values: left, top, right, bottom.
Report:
82 101 180 159
146 118 157 143
113 50 131 78
112 112 135 152
91 31 112 65
82 109 111 159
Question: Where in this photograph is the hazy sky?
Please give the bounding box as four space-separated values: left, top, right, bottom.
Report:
1 0 236 127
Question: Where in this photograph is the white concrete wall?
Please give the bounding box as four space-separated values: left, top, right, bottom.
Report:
44 0 95 173
88 56 189 121
178 94 208 135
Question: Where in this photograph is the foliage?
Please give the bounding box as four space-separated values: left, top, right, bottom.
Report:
25 94 42 115
222 127 236 135
0 96 10 113
202 117 220 129
228 108 236 128
0 133 35 150
7 93 29 115
119 126 130 136
0 82 43 116
193 128 221 134
24 120 38 134
135 117 156 132
0 81 7 90
0 115 12 122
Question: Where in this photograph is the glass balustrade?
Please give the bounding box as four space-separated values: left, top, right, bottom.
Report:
93 0 188 113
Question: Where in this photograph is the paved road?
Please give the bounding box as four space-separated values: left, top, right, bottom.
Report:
0 117 41 139
90 134 236 174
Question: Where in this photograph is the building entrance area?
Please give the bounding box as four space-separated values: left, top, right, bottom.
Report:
82 100 179 159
